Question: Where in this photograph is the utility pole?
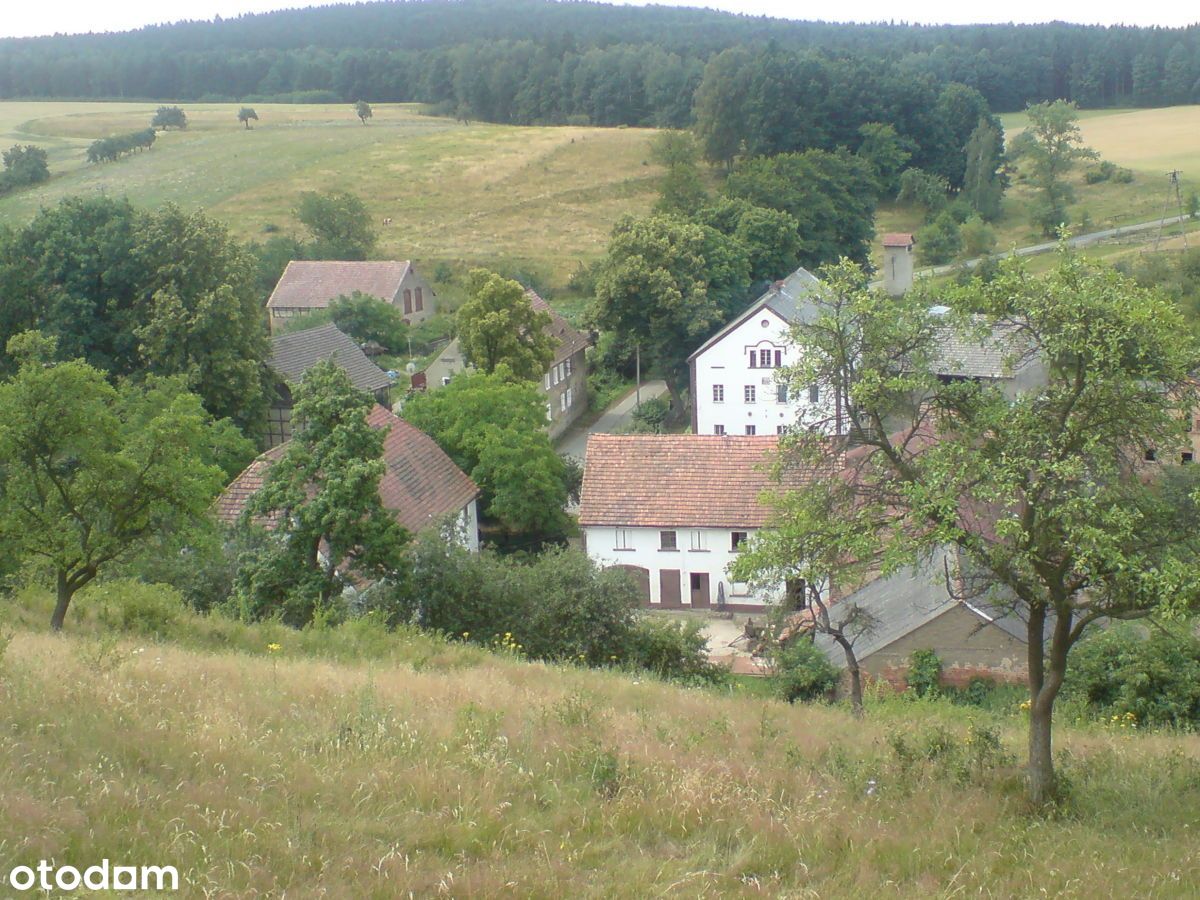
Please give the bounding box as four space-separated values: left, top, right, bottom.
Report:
1154 170 1188 251
635 343 641 410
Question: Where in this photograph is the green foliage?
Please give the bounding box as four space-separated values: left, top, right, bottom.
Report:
1084 159 1135 185
907 649 944 697
401 370 570 540
855 122 914 197
1021 100 1098 236
237 107 259 128
1064 625 1200 729
770 638 838 703
696 197 802 283
457 269 555 379
961 119 1006 221
1187 191 1199 219
151 106 187 130
0 196 270 433
0 144 50 193
650 129 708 214
354 99 373 124
87 579 184 637
622 616 727 684
625 396 670 433
241 359 409 625
327 291 410 352
296 190 378 260
724 149 877 267
959 215 997 258
0 339 228 629
916 210 962 265
896 167 950 217
86 128 156 162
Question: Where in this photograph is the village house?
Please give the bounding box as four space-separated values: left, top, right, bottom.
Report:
578 434 817 611
217 404 481 551
418 288 590 439
266 323 394 448
265 260 437 332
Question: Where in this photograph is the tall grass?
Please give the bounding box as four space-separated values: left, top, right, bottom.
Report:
2 593 1198 897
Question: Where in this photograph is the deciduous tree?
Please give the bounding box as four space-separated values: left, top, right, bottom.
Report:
296 190 378 260
237 107 259 129
457 270 555 380
1022 100 1098 236
354 99 373 124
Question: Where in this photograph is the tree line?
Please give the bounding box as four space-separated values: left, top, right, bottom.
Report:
1 1 1198 118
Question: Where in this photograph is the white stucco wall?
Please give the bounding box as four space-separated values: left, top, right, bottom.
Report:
584 525 779 608
458 499 481 553
691 306 835 436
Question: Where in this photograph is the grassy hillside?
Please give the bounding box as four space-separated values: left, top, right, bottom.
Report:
2 594 1198 897
0 102 667 287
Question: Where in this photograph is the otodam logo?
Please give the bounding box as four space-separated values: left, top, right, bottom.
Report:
4 859 179 892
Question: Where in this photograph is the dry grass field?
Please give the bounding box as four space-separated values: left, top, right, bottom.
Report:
1 592 1199 897
0 102 664 287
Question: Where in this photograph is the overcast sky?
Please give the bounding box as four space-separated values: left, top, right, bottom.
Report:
2 0 1196 39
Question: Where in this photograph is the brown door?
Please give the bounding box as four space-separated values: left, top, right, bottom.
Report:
690 572 710 608
659 569 682 608
617 565 651 605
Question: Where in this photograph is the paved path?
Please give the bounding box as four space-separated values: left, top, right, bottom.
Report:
557 379 669 460
870 214 1194 288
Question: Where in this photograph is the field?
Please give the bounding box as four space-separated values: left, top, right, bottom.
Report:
0 102 665 286
2 591 1199 898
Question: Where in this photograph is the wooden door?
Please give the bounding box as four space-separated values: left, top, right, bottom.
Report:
689 572 710 608
659 569 682 608
617 565 651 605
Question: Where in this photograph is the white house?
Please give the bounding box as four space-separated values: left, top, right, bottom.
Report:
688 267 835 437
578 434 814 611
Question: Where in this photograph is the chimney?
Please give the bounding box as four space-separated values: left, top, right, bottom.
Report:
882 233 915 297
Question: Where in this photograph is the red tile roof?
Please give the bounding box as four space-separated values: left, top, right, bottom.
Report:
214 406 478 533
882 233 915 248
266 260 412 310
527 289 590 363
578 435 820 529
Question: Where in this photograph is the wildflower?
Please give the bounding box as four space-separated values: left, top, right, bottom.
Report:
462 631 470 639
267 643 282 654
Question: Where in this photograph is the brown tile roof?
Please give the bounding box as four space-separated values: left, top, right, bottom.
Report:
214 406 478 532
882 233 915 248
527 288 590 363
269 323 394 394
266 260 412 310
578 435 818 529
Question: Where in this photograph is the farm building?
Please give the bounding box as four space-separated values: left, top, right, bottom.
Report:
266 260 437 332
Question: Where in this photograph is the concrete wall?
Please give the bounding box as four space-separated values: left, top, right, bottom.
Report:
583 524 779 609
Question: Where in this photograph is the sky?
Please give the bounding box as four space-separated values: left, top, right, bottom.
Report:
1 0 1196 39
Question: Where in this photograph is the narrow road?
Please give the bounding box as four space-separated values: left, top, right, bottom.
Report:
871 213 1194 287
557 379 669 460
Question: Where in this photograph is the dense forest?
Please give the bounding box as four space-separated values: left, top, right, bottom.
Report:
1 0 1199 124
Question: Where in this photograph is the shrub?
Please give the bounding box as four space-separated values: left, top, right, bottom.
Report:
1064 624 1200 729
916 210 962 265
623 616 727 684
770 638 838 703
906 649 943 697
624 396 670 433
959 215 997 258
86 579 184 637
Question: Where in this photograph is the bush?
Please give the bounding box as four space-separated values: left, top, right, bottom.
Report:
624 396 670 433
771 638 838 703
623 616 727 684
959 215 997 258
86 579 184 637
906 649 943 697
1064 624 1200 729
916 210 962 265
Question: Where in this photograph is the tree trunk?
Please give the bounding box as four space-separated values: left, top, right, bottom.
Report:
50 570 73 632
1025 603 1072 806
1027 700 1055 805
838 638 864 717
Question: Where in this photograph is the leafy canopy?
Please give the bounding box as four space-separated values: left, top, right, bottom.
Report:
296 190 378 260
457 269 555 380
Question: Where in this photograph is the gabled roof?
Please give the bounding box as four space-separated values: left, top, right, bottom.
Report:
578 434 820 529
270 323 393 394
527 289 590 363
882 232 915 248
266 260 412 310
214 405 478 533
932 319 1034 381
688 266 821 363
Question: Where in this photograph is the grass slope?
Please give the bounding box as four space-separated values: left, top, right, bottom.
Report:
1 597 1199 897
0 102 664 286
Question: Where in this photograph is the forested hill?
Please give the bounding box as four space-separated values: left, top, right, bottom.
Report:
2 0 1199 121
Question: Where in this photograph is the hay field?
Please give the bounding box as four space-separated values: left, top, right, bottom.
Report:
0 102 664 285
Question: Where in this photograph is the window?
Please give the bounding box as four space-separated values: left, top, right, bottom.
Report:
689 530 707 551
1184 452 1195 464
730 581 749 596
714 424 725 435
712 384 725 403
1145 448 1158 461
660 530 678 551
776 384 788 403
809 384 820 404
544 373 551 390
774 349 782 368
564 358 572 377
745 425 756 435
552 366 560 386
785 577 807 609
414 287 423 311
731 531 748 551
403 289 412 314
560 391 568 412
546 403 553 422
615 528 632 550
777 425 788 435
748 351 757 368
564 388 573 409
759 348 772 368
441 376 452 386
744 385 756 403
